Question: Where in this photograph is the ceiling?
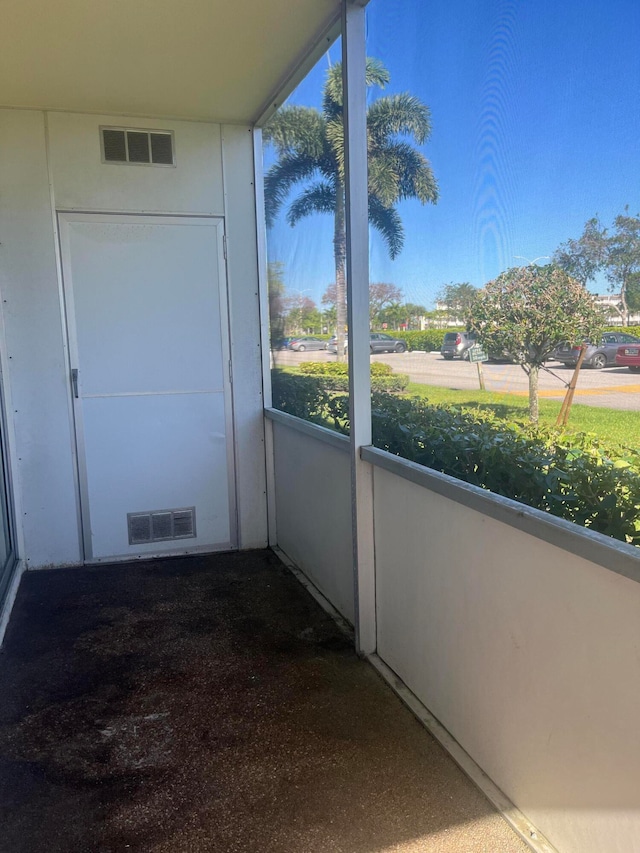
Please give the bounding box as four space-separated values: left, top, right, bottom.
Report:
0 0 341 123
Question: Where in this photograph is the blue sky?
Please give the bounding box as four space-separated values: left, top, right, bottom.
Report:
264 0 640 310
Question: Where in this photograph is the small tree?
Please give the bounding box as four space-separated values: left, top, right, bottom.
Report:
553 217 607 287
396 301 428 330
604 210 640 325
553 210 640 325
321 281 403 328
283 294 318 334
627 272 640 314
436 282 478 322
467 265 604 423
369 283 403 326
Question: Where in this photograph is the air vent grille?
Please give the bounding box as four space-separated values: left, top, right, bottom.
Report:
127 507 196 545
102 128 127 162
101 127 174 166
127 131 150 163
128 513 152 545
150 133 174 165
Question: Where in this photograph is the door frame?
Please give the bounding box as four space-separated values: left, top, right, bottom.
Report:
0 365 18 604
57 211 237 562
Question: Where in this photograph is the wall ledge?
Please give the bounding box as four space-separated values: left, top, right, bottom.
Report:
265 407 350 453
362 445 640 584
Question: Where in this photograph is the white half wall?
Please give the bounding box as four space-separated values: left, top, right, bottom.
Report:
373 463 640 853
270 413 354 624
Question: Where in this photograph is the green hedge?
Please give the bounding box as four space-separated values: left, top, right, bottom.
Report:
373 326 640 353
605 325 640 338
280 362 408 393
389 329 464 352
271 371 640 547
299 361 393 376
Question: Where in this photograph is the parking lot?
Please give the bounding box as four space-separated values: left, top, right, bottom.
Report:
272 349 640 411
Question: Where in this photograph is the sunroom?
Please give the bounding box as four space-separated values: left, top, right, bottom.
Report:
1 1 639 852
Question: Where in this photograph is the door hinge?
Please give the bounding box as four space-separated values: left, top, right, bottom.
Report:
223 234 227 261
71 368 79 398
228 360 233 384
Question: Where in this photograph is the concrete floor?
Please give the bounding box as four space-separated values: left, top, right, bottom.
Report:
0 550 528 853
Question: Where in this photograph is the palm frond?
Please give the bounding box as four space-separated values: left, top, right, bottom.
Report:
264 154 320 227
369 142 439 205
325 118 345 182
287 182 337 226
368 197 404 259
263 106 326 159
367 94 433 145
367 158 399 209
323 64 344 118
322 57 391 117
365 57 391 89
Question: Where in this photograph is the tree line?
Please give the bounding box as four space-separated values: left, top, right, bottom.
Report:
269 264 428 336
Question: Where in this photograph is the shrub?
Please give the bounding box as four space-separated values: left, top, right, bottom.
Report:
299 361 393 376
604 325 640 338
271 371 330 424
270 372 640 546
389 329 464 352
296 361 407 392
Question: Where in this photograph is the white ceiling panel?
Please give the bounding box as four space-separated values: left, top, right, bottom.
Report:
0 0 340 123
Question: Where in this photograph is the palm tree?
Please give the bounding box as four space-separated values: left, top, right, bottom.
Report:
263 58 438 360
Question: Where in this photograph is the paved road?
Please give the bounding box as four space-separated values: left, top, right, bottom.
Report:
272 349 640 411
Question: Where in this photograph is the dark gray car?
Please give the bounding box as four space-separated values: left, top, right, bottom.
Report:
440 331 477 360
553 332 640 369
326 333 407 354
288 336 327 352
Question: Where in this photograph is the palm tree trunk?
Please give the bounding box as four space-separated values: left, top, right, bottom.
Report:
334 183 347 363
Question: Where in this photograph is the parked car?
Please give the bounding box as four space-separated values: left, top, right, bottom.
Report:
440 331 477 360
615 343 640 372
369 333 407 353
272 336 295 350
287 336 327 352
553 332 640 369
326 333 407 354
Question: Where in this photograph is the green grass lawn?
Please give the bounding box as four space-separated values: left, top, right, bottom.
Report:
273 365 638 448
404 382 640 448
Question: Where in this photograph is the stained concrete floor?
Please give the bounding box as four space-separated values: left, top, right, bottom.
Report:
0 550 528 853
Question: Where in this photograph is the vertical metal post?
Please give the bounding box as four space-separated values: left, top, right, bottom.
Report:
342 0 376 655
253 127 278 547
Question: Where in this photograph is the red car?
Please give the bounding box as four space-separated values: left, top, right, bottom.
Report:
615 343 640 372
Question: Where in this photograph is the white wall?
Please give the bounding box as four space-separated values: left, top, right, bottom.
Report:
373 464 640 853
221 125 268 549
0 109 81 567
271 416 354 623
47 112 224 215
0 109 268 566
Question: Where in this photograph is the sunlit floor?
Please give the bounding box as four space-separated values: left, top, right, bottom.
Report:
0 550 528 852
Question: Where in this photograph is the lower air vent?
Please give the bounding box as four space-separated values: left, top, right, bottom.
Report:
127 507 196 545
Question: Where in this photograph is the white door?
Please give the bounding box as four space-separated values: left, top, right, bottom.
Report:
59 213 235 561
